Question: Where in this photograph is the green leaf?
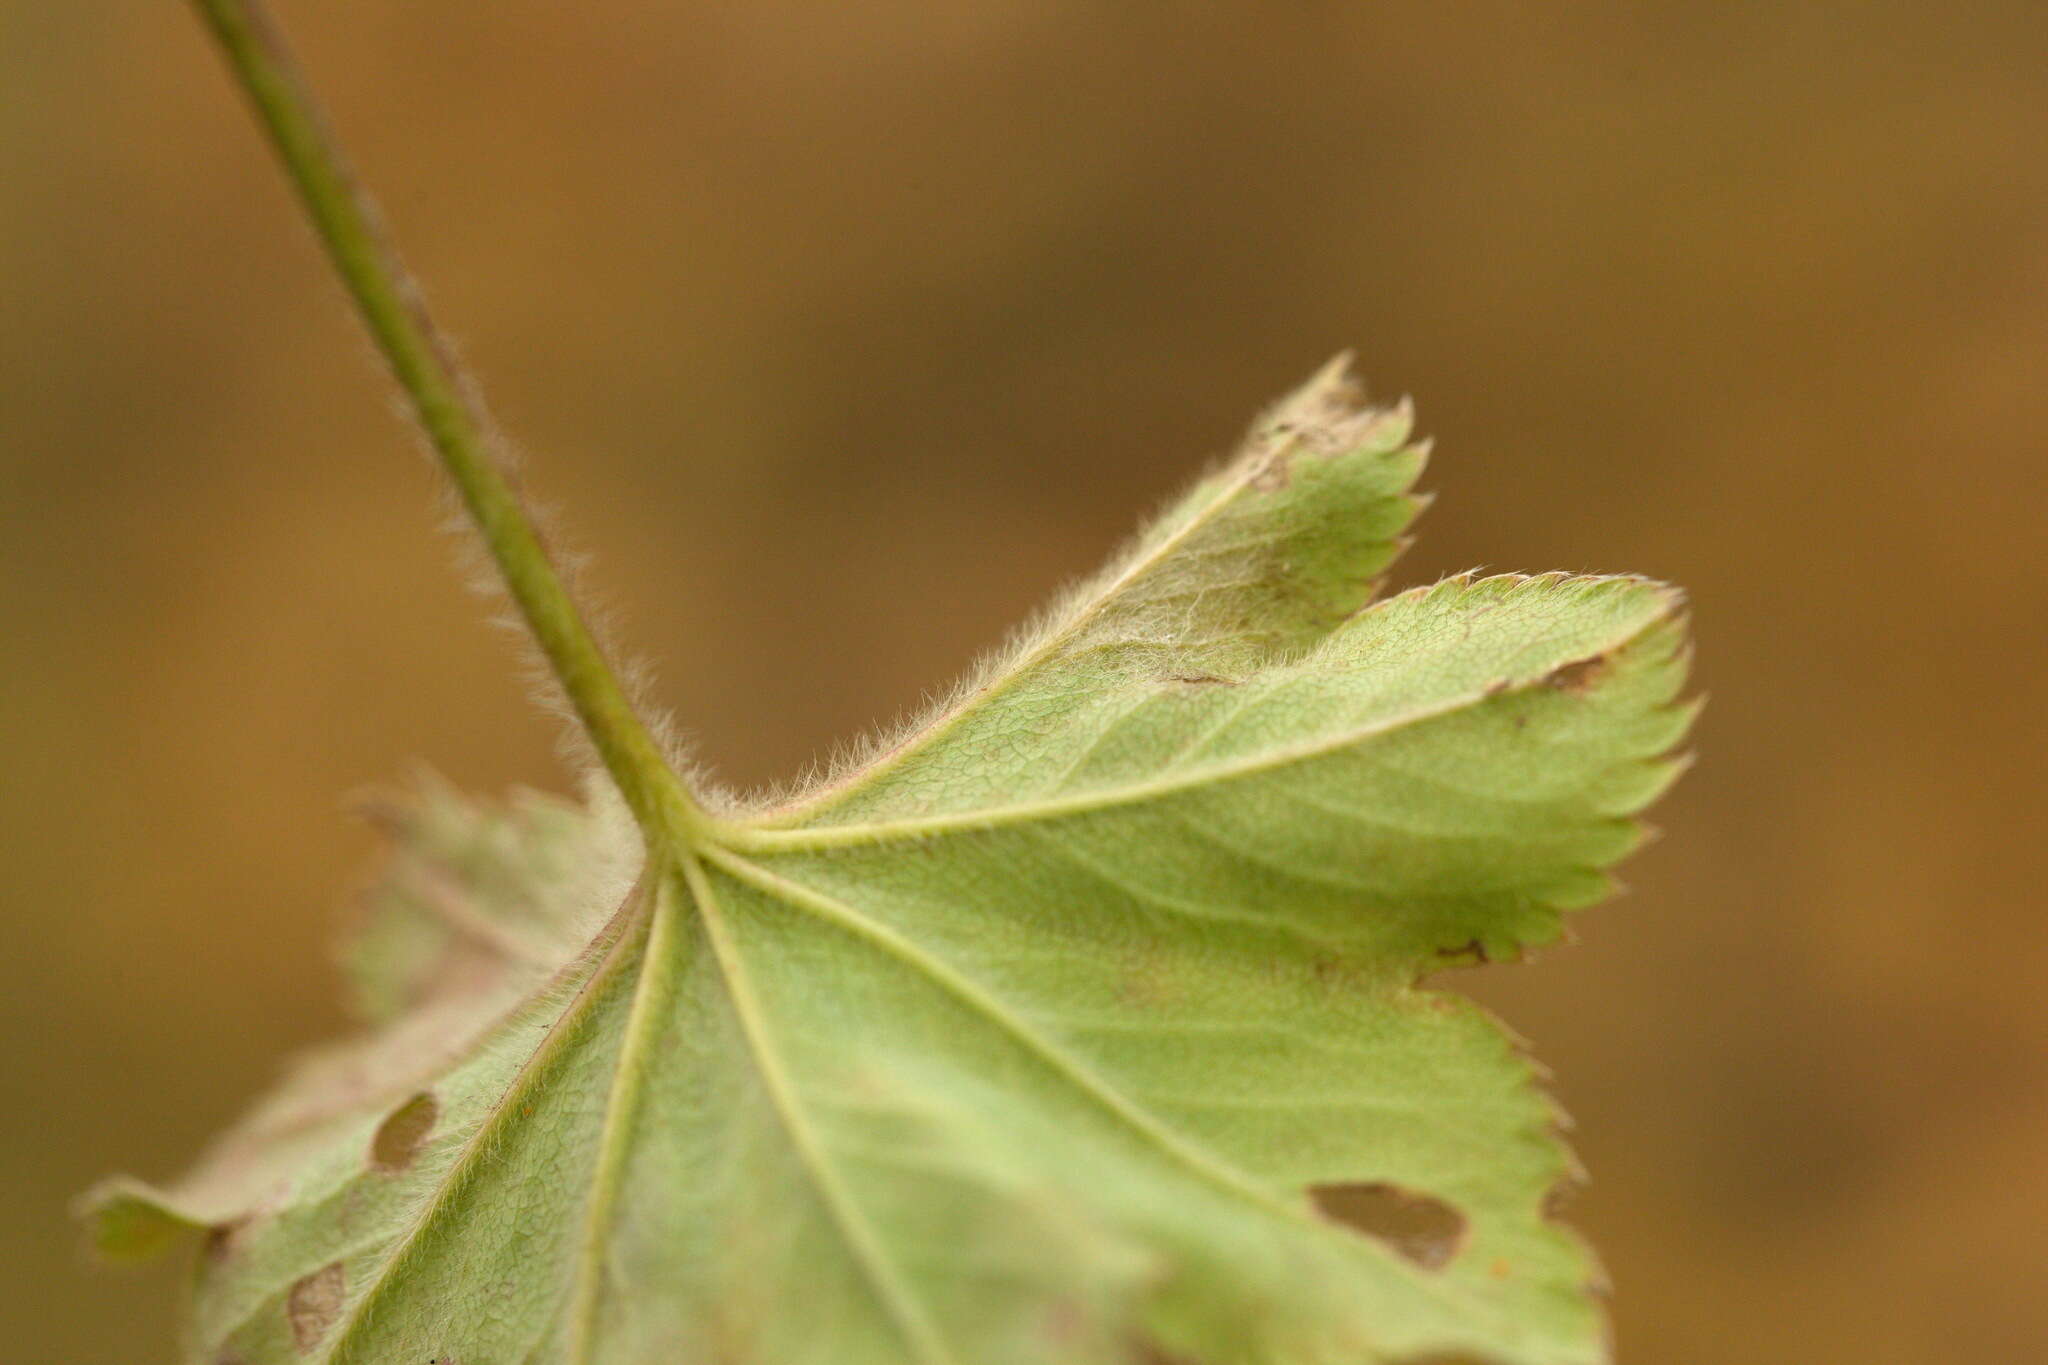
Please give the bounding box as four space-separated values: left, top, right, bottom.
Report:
87 363 1693 1365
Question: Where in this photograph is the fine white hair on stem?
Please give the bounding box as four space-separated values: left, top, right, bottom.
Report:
196 0 703 840
406 392 716 813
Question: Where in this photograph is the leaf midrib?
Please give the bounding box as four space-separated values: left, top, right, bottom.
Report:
562 862 687 1363
316 882 653 1364
721 606 1668 855
677 852 961 1365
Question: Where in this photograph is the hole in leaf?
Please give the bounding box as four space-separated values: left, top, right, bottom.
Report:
1309 1182 1466 1270
370 1091 439 1173
1545 654 1609 694
286 1260 346 1353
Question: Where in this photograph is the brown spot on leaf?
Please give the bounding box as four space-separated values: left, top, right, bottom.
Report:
1168 672 1237 687
203 1217 250 1265
370 1091 439 1173
1309 951 1371 991
1249 453 1293 490
1542 1174 1582 1221
287 1261 346 1353
1310 1182 1467 1270
1546 655 1609 694
1041 1297 1089 1349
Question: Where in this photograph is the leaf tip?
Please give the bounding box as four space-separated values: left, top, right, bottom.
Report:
76 1178 202 1264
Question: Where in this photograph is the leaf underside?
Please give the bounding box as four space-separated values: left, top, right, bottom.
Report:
88 361 1694 1365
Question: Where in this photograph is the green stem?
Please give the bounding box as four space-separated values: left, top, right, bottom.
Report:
191 0 706 845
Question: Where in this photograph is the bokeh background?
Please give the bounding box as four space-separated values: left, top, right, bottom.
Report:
6 2 2046 1359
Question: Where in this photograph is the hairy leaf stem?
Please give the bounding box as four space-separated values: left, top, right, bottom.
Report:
190 0 706 847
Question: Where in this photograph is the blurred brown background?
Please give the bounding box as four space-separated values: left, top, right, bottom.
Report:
6 2 2046 1359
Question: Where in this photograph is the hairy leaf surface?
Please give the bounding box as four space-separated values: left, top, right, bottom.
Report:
89 364 1693 1365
